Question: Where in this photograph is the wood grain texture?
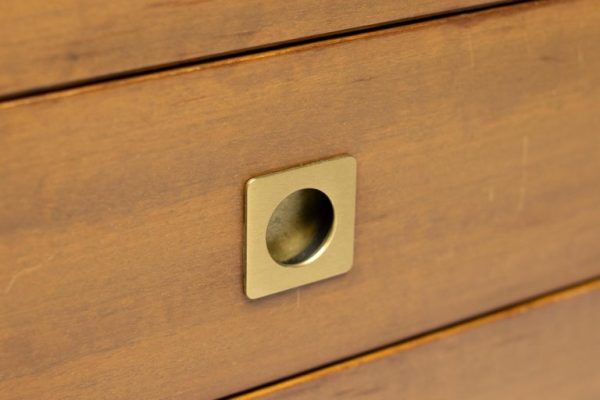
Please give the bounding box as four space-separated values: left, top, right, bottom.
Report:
1 0 600 398
0 0 510 96
239 280 600 399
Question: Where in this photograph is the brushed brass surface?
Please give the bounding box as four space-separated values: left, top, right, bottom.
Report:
245 156 357 299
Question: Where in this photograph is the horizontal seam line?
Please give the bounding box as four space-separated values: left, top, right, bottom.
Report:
221 275 600 399
0 0 538 105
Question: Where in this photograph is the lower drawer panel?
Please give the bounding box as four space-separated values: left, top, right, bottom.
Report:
243 280 600 400
1 0 600 399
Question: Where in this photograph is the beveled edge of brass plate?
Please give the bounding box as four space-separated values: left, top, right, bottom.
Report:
245 155 357 300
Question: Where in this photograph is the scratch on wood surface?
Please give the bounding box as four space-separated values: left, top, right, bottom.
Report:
521 27 532 56
577 44 586 67
577 18 586 68
4 256 53 294
517 135 529 211
488 187 495 202
467 32 475 68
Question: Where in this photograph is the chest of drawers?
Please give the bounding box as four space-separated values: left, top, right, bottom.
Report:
1 1 599 399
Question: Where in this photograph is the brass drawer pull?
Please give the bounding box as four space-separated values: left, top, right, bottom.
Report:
245 155 357 299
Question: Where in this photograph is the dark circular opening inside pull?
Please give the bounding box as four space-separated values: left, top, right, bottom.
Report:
266 188 334 265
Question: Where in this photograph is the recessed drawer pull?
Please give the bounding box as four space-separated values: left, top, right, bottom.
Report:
245 155 357 299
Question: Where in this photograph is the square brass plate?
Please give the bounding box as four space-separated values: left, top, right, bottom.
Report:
245 155 357 299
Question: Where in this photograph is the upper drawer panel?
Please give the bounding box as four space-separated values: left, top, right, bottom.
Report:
0 0 507 97
1 0 600 399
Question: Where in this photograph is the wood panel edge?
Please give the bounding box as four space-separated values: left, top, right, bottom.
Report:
230 278 600 399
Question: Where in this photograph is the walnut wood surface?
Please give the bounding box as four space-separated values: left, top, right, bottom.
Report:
0 0 509 97
240 280 600 399
1 0 600 399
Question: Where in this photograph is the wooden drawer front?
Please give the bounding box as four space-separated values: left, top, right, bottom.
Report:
0 0 511 97
1 0 600 399
241 281 600 400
